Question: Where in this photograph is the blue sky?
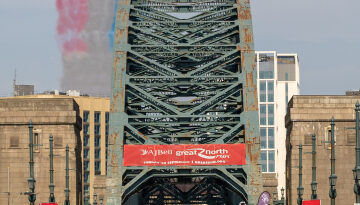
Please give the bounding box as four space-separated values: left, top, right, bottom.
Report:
0 0 359 96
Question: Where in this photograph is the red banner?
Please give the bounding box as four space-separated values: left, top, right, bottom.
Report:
124 144 246 166
303 200 321 205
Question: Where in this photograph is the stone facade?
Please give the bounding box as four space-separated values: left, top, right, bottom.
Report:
285 96 360 205
0 98 82 204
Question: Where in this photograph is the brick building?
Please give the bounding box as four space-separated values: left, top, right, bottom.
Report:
286 96 360 204
0 98 82 204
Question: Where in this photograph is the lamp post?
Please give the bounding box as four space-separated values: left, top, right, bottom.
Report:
273 191 278 205
49 135 56 203
84 191 90 205
280 187 285 205
27 120 36 204
64 145 70 205
273 188 285 205
311 134 318 200
93 193 98 205
353 101 360 202
297 144 304 205
329 117 337 205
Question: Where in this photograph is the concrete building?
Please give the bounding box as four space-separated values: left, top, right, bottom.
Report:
256 51 300 195
14 84 34 96
286 95 360 205
74 96 109 204
0 97 82 204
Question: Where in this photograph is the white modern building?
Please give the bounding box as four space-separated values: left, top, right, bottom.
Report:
256 51 300 194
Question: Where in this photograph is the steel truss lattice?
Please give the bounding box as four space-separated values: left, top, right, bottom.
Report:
107 0 262 204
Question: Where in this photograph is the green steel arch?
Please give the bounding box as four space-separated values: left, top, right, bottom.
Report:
107 0 262 204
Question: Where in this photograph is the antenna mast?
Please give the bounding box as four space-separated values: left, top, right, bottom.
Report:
13 69 17 96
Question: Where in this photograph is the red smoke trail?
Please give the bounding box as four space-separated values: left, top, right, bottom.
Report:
56 0 89 55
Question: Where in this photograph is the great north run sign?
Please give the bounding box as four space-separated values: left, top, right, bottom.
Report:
124 144 246 166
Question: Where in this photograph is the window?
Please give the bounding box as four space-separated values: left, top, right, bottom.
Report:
83 111 89 123
267 81 274 102
83 148 89 159
95 137 101 147
83 172 89 184
94 112 101 124
105 125 109 137
83 136 89 147
10 136 19 148
33 132 41 151
260 128 266 149
260 81 266 102
261 150 275 173
95 149 101 159
268 104 274 125
260 105 266 125
277 56 296 81
259 54 274 79
95 125 101 136
105 112 109 124
54 136 63 148
260 126 276 173
326 127 336 148
304 134 313 145
83 124 89 135
95 161 101 175
261 151 267 172
268 128 274 149
346 130 356 145
268 151 275 172
84 161 89 171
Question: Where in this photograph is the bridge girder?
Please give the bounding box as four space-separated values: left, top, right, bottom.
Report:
107 0 262 204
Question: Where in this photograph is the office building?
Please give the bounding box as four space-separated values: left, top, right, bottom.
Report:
256 51 300 195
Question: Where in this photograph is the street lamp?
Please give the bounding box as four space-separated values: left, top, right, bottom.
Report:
280 187 285 204
297 144 304 205
93 193 98 205
311 134 318 200
329 117 337 205
64 145 70 205
354 101 360 202
273 191 278 205
27 120 36 204
49 135 56 203
273 188 285 205
84 191 90 205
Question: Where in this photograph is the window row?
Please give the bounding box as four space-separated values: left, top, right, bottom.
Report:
259 80 274 102
261 150 275 172
83 111 102 124
260 127 275 149
260 104 274 125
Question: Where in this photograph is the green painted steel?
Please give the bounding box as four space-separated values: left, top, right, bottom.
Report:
107 0 262 204
354 101 360 202
28 120 36 204
64 145 70 205
311 134 318 200
49 134 56 202
329 118 337 205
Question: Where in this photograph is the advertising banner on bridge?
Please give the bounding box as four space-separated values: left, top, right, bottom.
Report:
123 144 246 166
